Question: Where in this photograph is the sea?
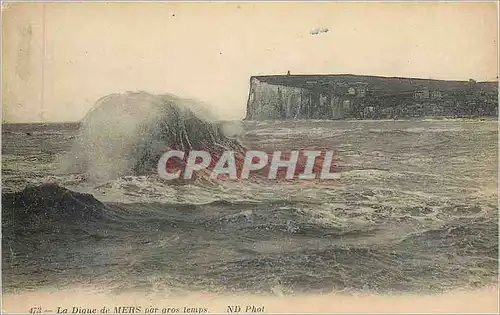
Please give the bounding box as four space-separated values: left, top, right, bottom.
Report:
2 119 498 296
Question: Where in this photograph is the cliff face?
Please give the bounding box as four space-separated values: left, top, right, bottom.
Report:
245 75 498 120
245 77 354 120
245 78 303 120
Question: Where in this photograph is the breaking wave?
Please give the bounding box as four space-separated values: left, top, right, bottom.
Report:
61 92 245 181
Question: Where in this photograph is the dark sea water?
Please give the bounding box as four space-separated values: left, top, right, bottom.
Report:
2 120 498 295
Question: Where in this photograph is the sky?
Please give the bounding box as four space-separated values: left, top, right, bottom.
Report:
2 2 498 123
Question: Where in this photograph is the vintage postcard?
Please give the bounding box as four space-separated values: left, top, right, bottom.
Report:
1 1 499 314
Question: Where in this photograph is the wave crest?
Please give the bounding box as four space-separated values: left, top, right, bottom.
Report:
61 92 245 181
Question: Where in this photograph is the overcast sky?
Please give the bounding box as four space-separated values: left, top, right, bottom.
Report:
2 2 498 123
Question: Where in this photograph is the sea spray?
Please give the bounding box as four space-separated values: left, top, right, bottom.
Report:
61 91 246 181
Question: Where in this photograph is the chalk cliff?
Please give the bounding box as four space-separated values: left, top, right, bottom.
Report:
245 74 498 120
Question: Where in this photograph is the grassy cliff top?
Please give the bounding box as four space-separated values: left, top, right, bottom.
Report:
251 74 498 95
